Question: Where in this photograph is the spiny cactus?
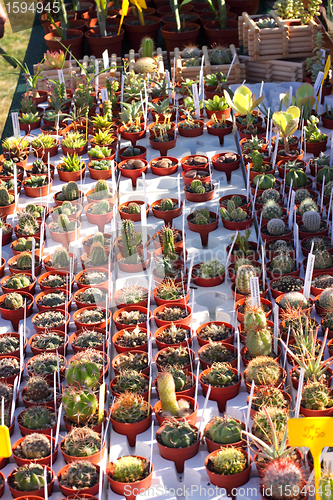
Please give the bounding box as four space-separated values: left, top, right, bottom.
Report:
220 200 247 222
20 406 55 430
12 463 47 491
159 418 196 448
205 362 238 387
135 38 156 74
302 210 321 232
0 186 14 206
252 407 288 444
182 45 201 59
52 247 70 268
262 189 280 203
4 292 23 310
20 433 51 459
59 461 98 490
298 197 319 216
116 370 148 394
266 218 286 236
205 416 242 444
236 264 257 295
25 375 50 402
90 199 111 215
278 291 309 310
262 459 306 500
320 470 333 500
262 200 283 220
295 188 312 203
113 392 149 423
58 181 80 201
270 254 296 274
111 456 146 483
245 356 281 386
93 232 104 245
162 226 176 258
314 250 333 270
16 252 34 270
209 46 233 65
57 214 76 233
18 212 40 236
5 274 31 289
160 198 174 211
157 371 180 417
319 287 333 310
191 208 211 225
62 427 101 457
301 380 333 410
62 387 98 424
210 447 247 475
90 241 107 266
127 202 141 214
66 360 100 389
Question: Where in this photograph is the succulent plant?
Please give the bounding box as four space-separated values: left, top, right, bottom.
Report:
236 264 258 295
5 274 31 290
270 254 296 274
12 463 49 492
89 199 112 215
63 387 98 424
209 447 247 475
262 200 283 220
112 392 149 423
0 186 14 206
252 407 288 444
301 380 333 410
4 292 24 310
111 456 147 483
17 212 40 236
319 469 333 500
245 357 281 386
319 287 333 310
51 246 71 268
202 362 238 387
261 458 306 500
159 418 196 448
57 181 80 202
0 381 13 404
24 375 50 402
278 291 309 310
298 197 319 216
220 200 248 222
66 360 100 390
59 461 99 490
266 218 286 236
20 406 55 430
191 207 212 225
16 252 34 270
252 387 288 412
295 188 313 203
19 433 51 459
115 370 148 394
302 210 321 233
158 371 190 418
29 352 63 375
205 416 242 444
0 334 19 354
261 189 281 203
62 427 101 457
199 259 225 278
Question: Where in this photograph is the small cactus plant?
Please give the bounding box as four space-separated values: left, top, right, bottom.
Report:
160 198 175 211
57 181 80 202
205 416 242 444
59 461 99 490
62 427 101 457
262 200 283 220
252 407 288 444
220 200 248 222
245 356 281 386
20 406 55 431
12 463 48 491
51 247 70 268
314 250 333 270
157 371 191 418
19 433 51 459
112 392 149 423
159 418 196 448
266 218 286 236
4 292 24 310
209 447 247 475
270 254 296 274
236 264 258 295
319 288 333 310
278 291 309 310
261 458 306 500
111 456 147 483
24 375 50 402
302 210 321 233
301 380 333 410
62 387 98 424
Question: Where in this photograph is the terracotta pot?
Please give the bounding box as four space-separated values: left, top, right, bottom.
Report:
149 133 177 156
181 155 208 171
191 263 225 287
205 450 251 494
8 466 54 498
269 277 304 299
117 252 151 273
113 306 151 331
184 185 215 203
72 306 111 331
118 200 149 221
155 346 195 373
118 146 147 162
31 308 70 333
238 125 266 140
44 29 83 59
154 395 198 426
305 138 328 157
1 225 12 246
70 327 108 354
154 324 192 350
177 120 204 137
0 292 34 331
161 22 200 52
112 327 148 354
61 438 106 464
106 457 153 500
153 304 191 328
57 463 101 497
57 165 86 183
187 211 218 247
0 274 36 295
118 159 148 188
84 202 114 232
0 201 16 221
196 322 234 347
48 220 81 246
204 19 239 47
85 27 124 57
110 405 152 447
38 270 74 291
150 156 178 176
151 198 182 225
12 435 57 466
206 120 233 145
53 190 84 207
120 122 146 146
322 114 333 129
156 424 200 473
211 152 240 181
199 367 241 412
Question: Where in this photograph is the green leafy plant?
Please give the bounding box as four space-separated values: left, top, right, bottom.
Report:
59 153 84 172
304 115 327 143
272 106 300 154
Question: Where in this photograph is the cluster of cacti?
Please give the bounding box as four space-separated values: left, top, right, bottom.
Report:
111 456 146 483
262 458 306 500
19 433 51 459
90 199 112 215
162 226 176 259
159 418 196 448
220 200 248 222
199 259 225 279
57 181 80 201
0 186 14 206
189 179 206 194
12 463 47 491
134 37 156 74
302 210 321 232
59 461 99 490
245 356 281 385
244 305 272 358
262 200 283 220
266 218 287 236
5 274 31 289
112 392 148 423
55 214 77 233
191 208 211 225
205 416 242 444
51 246 70 268
4 292 24 310
301 380 333 410
62 386 98 424
236 264 258 295
204 362 237 387
252 407 288 444
210 447 247 475
157 371 190 418
0 334 19 354
270 254 296 274
20 406 55 430
32 331 64 350
62 427 101 457
278 291 309 310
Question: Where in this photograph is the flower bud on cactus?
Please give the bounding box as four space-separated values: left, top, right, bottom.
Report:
4 292 23 310
159 418 196 448
210 447 247 475
266 218 285 236
302 210 321 232
206 416 242 444
245 356 281 386
262 458 306 500
62 387 98 423
21 433 51 459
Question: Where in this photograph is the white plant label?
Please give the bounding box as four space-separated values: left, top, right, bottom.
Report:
313 70 324 96
11 112 20 138
257 212 263 252
192 83 200 120
95 59 99 92
330 134 333 168
288 86 292 107
250 277 260 308
246 380 255 427
321 175 326 211
165 69 172 99
102 49 109 70
259 80 264 97
177 174 181 207
57 69 65 84
226 51 237 82
225 230 238 269
101 88 108 103
0 228 2 265
294 368 304 418
323 452 333 469
141 204 148 263
265 108 270 142
274 304 279 353
294 222 299 261
288 191 295 230
304 253 315 300
327 189 333 228
246 163 250 201
272 130 280 170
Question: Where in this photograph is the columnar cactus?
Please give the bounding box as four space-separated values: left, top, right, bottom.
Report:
157 371 180 417
236 264 257 295
122 220 137 260
159 419 196 448
302 210 321 232
93 232 105 245
52 247 70 268
0 186 14 206
206 416 242 444
90 241 107 266
162 226 176 258
59 181 80 201
266 218 286 236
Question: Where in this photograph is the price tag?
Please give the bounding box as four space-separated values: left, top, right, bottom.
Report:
102 49 109 70
313 70 324 96
288 417 333 500
0 427 10 458
57 69 65 84
303 253 315 300
165 69 172 99
101 88 108 103
192 83 200 120
11 112 20 138
250 277 260 308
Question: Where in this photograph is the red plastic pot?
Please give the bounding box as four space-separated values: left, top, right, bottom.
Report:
199 367 241 412
149 156 178 176
106 457 153 500
44 29 83 59
84 202 114 232
110 404 152 447
156 423 200 472
191 263 225 287
154 395 198 426
161 22 200 52
118 159 148 188
57 463 101 497
151 198 182 225
204 19 239 47
153 304 191 327
196 322 234 347
112 327 149 354
0 291 34 331
12 435 57 466
120 123 146 146
113 306 151 331
85 27 124 57
206 119 233 145
8 465 54 498
187 211 218 247
211 152 240 181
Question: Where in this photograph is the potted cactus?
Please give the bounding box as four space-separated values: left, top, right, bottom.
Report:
74 287 108 309
84 200 114 232
17 406 56 436
57 461 100 497
7 463 54 498
35 290 71 313
252 407 288 446
113 306 150 331
110 370 150 400
204 447 251 494
112 351 149 377
73 306 110 331
51 201 82 222
261 458 307 500
154 323 192 349
21 375 61 408
198 341 237 370
156 418 200 473
187 208 219 247
220 200 253 230
27 352 66 383
119 200 149 222
60 426 105 464
54 181 83 206
153 280 189 307
0 186 15 219
0 355 21 384
12 433 57 466
32 310 70 333
184 179 215 203
304 115 328 156
112 325 149 354
44 247 76 272
204 416 245 453
114 286 148 309
0 291 34 331
261 218 293 243
106 455 153 500
110 392 152 447
29 330 67 355
299 380 333 416
151 198 183 225
243 356 285 393
199 362 241 412
153 304 191 327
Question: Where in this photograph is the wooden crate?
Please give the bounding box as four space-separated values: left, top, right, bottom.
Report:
34 54 121 91
170 44 246 84
240 55 306 83
239 11 321 61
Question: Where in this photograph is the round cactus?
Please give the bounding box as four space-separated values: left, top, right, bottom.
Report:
25 375 50 402
0 186 14 206
236 264 257 295
4 292 23 310
160 198 174 211
301 380 333 410
270 254 296 274
16 252 33 270
298 197 319 216
60 181 80 201
66 360 100 389
206 362 237 387
210 447 247 475
5 274 31 289
111 456 145 483
12 463 46 491
266 218 286 236
245 356 281 386
91 199 110 215
59 461 98 490
319 287 333 310
278 291 309 310
90 241 107 266
261 189 280 203
314 250 333 270
62 427 101 457
20 406 54 430
262 459 305 500
159 419 196 448
93 232 105 245
262 200 283 220
21 433 51 459
52 247 70 268
302 210 321 232
182 45 201 59
62 387 98 423
206 416 242 444
127 202 141 214
295 188 312 203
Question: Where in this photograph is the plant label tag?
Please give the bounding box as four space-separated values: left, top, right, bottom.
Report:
294 221 299 261
226 50 237 82
98 383 105 424
288 191 295 229
323 452 333 469
120 74 124 109
11 112 20 138
259 80 264 97
321 175 326 211
0 426 11 457
165 69 172 99
250 277 260 308
246 163 250 201
225 230 238 269
177 174 181 207
141 204 148 263
288 86 292 107
271 130 279 170
102 49 109 69
274 304 279 352
321 48 326 63
313 70 324 96
192 83 200 120
95 59 99 92
57 69 65 84
101 88 108 103
330 134 333 168
288 417 333 500
328 189 333 228
304 253 315 300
